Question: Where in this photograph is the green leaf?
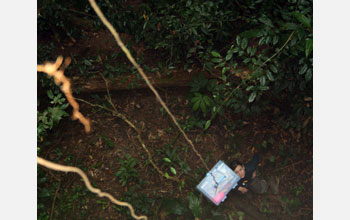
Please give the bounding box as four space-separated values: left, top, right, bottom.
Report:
281 22 299 30
222 67 230 74
232 47 239 53
250 47 257 56
258 37 265 45
273 35 279 45
162 199 188 215
239 29 264 38
266 71 274 81
241 38 248 49
204 120 211 130
170 167 177 175
200 101 207 113
188 192 202 218
225 52 233 61
248 92 257 103
211 58 223 63
260 76 266 86
163 158 171 163
243 58 251 64
203 96 211 106
305 69 312 82
191 96 200 103
299 64 308 75
164 172 169 179
246 85 254 91
270 65 278 73
83 59 92 66
47 90 54 99
211 51 221 57
236 35 241 46
259 86 269 91
292 11 311 29
217 62 226 67
192 100 200 111
247 46 251 55
265 36 271 45
305 38 313 57
222 74 227 82
259 16 273 27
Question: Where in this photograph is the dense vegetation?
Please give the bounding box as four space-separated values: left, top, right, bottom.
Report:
38 0 312 219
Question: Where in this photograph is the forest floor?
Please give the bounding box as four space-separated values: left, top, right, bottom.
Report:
39 88 312 220
38 29 313 220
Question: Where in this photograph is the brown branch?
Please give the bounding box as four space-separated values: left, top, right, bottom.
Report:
37 157 147 220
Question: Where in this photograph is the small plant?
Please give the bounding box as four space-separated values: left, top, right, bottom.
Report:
188 74 216 117
187 192 202 218
228 210 245 220
259 199 272 214
58 184 88 217
97 199 108 210
101 135 114 149
37 90 69 146
279 196 301 215
114 154 138 186
290 184 304 197
116 186 156 218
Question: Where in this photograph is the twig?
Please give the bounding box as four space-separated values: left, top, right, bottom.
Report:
75 97 179 182
49 181 61 220
271 160 304 173
260 31 295 67
37 157 147 220
200 84 241 136
88 0 210 172
100 73 179 182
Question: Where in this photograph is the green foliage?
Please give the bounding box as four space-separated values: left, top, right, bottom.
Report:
160 142 191 178
38 0 142 41
37 167 56 220
58 184 88 216
188 74 224 119
162 198 188 216
186 0 312 129
114 154 138 186
38 165 88 220
228 211 245 220
115 186 156 219
188 192 202 218
101 135 114 149
37 90 69 145
140 0 240 63
279 196 301 215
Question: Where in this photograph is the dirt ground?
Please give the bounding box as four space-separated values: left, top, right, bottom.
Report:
39 86 312 220
38 17 313 218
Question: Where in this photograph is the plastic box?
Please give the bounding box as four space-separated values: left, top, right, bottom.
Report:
196 160 240 206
